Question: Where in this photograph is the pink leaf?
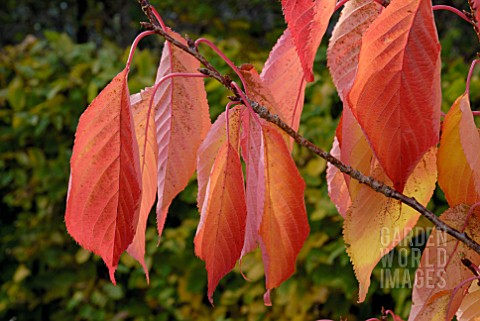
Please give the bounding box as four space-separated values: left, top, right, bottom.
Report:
261 29 306 132
154 30 211 238
326 137 351 218
65 68 142 283
409 205 480 321
240 111 266 257
126 87 159 282
281 0 335 82
327 0 382 100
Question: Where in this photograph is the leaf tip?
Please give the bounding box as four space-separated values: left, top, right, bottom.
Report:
264 289 272 306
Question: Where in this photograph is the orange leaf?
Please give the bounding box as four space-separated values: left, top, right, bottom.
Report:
260 122 309 290
281 0 335 82
154 30 211 237
438 93 480 207
126 87 159 282
197 107 242 213
194 140 247 304
347 0 441 192
409 205 480 321
344 147 437 302
65 68 142 283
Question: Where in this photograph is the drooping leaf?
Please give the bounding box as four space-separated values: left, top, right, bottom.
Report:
197 107 242 212
345 147 437 302
338 106 373 200
194 122 247 304
326 137 351 218
281 0 335 82
409 205 480 321
438 93 480 207
456 282 480 321
259 122 309 291
326 0 379 215
65 68 142 283
327 0 381 100
239 64 290 148
126 87 158 281
240 110 266 257
260 29 306 132
154 30 211 238
347 0 441 192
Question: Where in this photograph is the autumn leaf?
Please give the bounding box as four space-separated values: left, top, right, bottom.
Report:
281 0 335 82
260 122 309 291
326 137 351 218
327 107 372 217
194 117 246 304
126 87 158 281
154 29 211 238
240 111 266 257
239 64 291 148
344 147 437 303
409 205 480 321
65 68 142 283
197 107 242 213
260 29 306 133
347 0 441 192
327 0 381 101
456 282 480 321
438 93 480 207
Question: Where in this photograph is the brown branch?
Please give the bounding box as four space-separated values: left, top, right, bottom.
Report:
137 0 480 255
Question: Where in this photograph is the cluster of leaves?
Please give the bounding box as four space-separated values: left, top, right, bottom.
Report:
2 29 387 321
63 0 480 320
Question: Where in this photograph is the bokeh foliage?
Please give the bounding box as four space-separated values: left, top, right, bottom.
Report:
1 1 479 320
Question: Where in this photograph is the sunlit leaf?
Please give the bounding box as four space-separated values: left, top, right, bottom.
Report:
65 68 142 283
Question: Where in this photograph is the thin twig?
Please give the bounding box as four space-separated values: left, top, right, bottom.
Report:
136 0 480 255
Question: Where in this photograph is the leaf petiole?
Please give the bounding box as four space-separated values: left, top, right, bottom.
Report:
126 30 156 72
194 38 249 94
433 5 471 24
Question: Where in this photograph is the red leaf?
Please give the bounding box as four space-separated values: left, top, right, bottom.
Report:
347 0 441 192
472 0 480 22
194 139 247 304
65 68 142 283
260 29 306 132
154 30 211 238
281 0 335 82
260 122 309 290
327 0 382 100
438 93 480 207
126 87 159 281
409 205 480 321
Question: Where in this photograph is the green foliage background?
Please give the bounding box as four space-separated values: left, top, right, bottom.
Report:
1 1 479 320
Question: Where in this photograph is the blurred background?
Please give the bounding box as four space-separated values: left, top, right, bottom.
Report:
1 0 479 320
